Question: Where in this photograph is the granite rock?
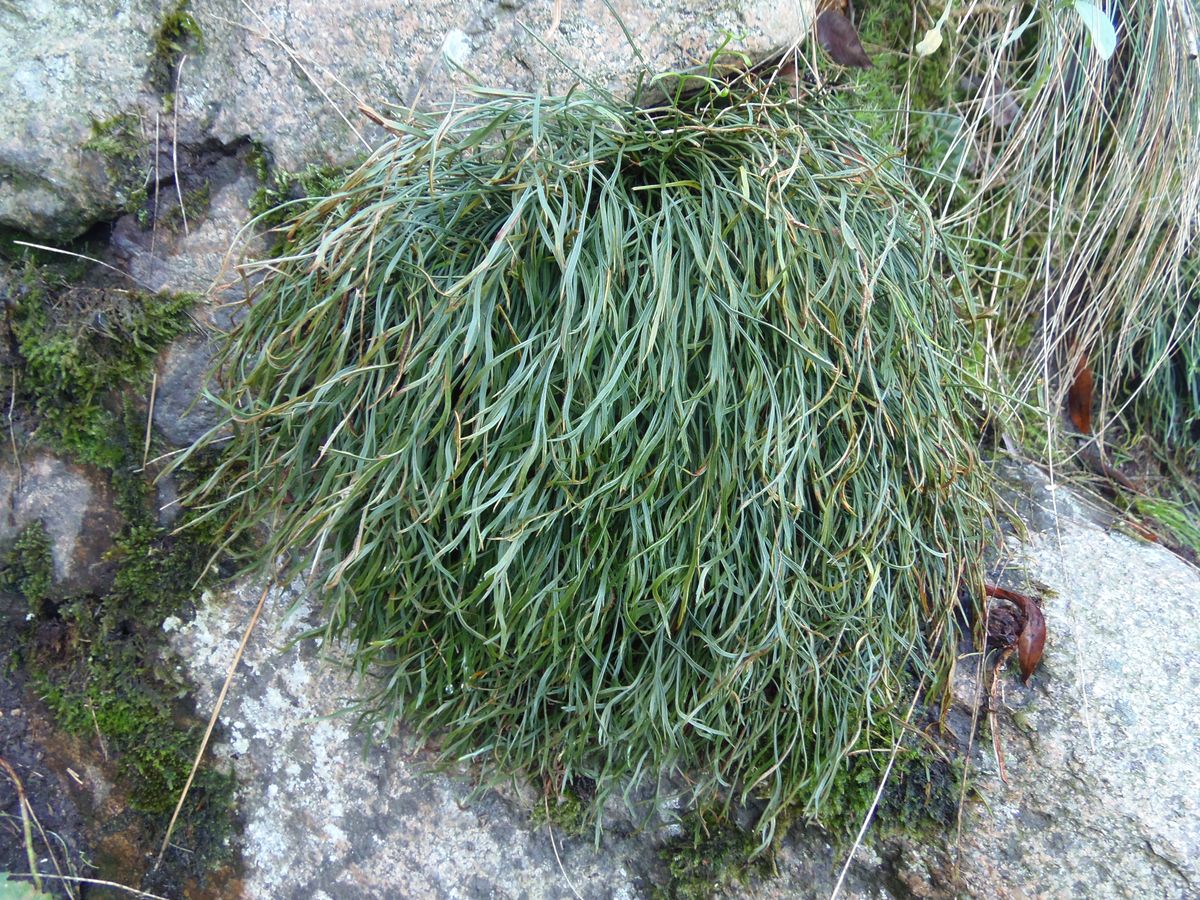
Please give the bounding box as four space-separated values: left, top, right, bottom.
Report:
169 474 1200 897
0 451 122 596
0 0 160 238
180 0 816 172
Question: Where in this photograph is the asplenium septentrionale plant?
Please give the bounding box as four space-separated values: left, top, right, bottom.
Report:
180 67 993 838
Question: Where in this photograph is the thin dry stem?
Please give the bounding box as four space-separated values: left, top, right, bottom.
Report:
155 579 271 870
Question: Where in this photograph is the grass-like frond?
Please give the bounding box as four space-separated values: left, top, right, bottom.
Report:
178 73 994 836
852 0 1200 452
957 0 1200 437
1126 260 1200 454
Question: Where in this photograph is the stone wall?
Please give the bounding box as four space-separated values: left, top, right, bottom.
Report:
2 2 1199 897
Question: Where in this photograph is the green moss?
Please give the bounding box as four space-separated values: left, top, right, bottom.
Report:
530 782 590 838
83 114 144 163
0 522 53 611
5 263 194 468
83 114 152 214
656 807 776 900
820 745 966 843
19 448 234 861
246 143 354 236
151 0 204 94
821 0 981 214
0 256 235 878
159 180 212 232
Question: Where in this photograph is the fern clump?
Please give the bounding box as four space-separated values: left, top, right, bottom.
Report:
183 71 992 836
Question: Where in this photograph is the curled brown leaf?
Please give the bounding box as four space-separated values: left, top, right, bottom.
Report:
1067 356 1094 435
1016 598 1046 684
985 584 1047 684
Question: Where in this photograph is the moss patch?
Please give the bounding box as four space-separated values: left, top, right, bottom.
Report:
0 257 237 888
530 777 593 839
83 113 144 164
821 740 966 844
2 437 238 886
656 807 776 900
151 0 204 94
158 179 213 233
83 113 151 217
0 522 53 609
17 459 238 875
834 0 960 180
5 262 194 468
246 141 354 238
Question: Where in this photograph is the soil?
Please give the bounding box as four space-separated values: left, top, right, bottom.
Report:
0 592 90 897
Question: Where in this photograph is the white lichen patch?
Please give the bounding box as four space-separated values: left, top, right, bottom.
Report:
170 578 667 897
440 28 472 65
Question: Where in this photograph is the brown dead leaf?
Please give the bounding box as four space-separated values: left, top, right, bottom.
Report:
985 584 1047 684
1016 598 1046 685
1067 355 1094 434
816 10 874 69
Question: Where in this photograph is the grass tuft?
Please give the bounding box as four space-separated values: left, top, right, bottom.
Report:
881 1 1199 445
180 69 993 837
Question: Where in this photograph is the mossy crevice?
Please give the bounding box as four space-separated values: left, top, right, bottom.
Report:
0 255 238 890
8 475 239 881
656 806 777 900
83 113 145 164
648 732 966 897
821 745 966 843
151 0 205 95
83 113 152 220
4 262 194 468
246 141 355 241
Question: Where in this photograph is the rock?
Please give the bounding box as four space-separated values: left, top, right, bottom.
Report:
0 451 122 596
111 165 266 301
172 580 652 898
181 0 815 173
170 473 1200 897
153 335 225 446
924 478 1200 897
0 0 816 241
112 158 266 452
0 0 160 239
172 577 887 898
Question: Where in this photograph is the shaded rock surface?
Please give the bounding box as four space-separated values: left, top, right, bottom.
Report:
938 482 1200 897
111 163 264 300
153 334 225 446
2 0 812 240
169 473 1200 898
